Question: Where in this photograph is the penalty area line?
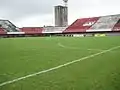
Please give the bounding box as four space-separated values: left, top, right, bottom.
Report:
58 43 105 51
0 45 120 87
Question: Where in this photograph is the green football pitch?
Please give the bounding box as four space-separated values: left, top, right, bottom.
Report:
0 36 120 90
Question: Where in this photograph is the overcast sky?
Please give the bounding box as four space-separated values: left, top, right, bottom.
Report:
0 0 120 27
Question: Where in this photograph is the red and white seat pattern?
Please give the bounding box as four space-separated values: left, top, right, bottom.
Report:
63 14 120 33
63 17 100 33
112 19 120 31
1 14 120 35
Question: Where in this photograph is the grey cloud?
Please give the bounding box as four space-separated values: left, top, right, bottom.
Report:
0 0 60 20
0 0 120 26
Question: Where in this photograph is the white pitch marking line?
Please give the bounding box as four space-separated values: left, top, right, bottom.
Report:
0 45 120 87
58 43 105 51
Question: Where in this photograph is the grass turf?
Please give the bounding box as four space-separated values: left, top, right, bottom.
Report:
0 36 120 90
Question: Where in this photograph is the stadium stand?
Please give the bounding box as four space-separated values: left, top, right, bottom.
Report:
63 17 99 33
20 27 43 34
42 26 66 33
63 14 120 33
0 20 20 32
0 14 120 37
112 19 120 31
88 14 120 32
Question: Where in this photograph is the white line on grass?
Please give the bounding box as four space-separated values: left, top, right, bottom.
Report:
58 43 105 51
0 45 120 87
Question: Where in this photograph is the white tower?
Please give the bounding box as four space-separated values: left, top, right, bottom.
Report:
54 0 68 27
63 0 68 6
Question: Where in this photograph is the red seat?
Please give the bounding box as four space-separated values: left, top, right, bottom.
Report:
0 28 6 34
63 17 99 33
20 27 43 34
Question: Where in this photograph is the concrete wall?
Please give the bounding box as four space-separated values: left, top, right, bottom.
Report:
55 6 68 27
